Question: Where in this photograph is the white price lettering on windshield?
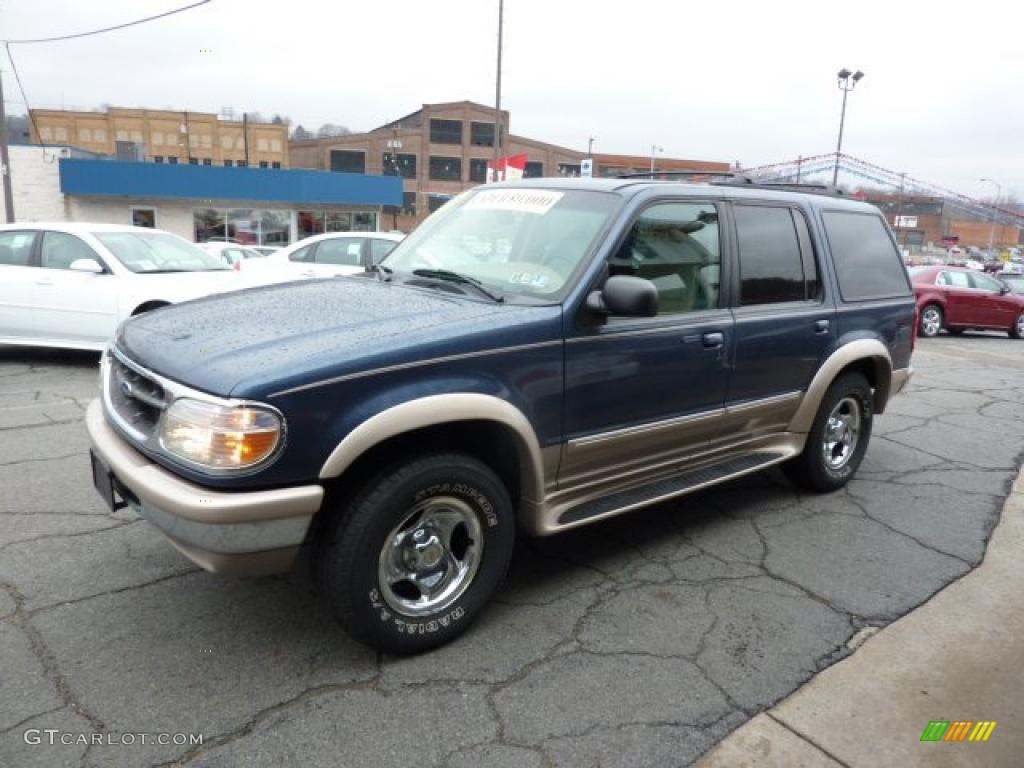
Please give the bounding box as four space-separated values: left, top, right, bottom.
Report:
465 189 564 215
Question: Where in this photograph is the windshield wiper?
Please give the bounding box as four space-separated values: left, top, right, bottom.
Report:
411 268 504 303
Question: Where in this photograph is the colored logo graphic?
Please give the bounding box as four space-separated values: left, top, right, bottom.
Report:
920 721 997 742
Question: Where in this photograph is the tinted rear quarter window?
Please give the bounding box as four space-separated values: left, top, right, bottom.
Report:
823 211 911 301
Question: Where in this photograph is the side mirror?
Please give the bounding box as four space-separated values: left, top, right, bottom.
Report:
1000 284 1011 295
69 258 104 274
586 275 658 317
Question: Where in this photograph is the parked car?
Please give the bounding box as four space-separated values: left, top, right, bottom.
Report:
910 266 1024 338
235 232 405 280
0 223 252 351
86 179 915 653
1000 275 1024 295
250 245 282 257
199 242 266 266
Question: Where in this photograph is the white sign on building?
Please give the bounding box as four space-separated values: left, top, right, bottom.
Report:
894 215 918 228
581 158 593 178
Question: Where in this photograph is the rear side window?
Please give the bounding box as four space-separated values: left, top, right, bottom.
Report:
822 211 911 301
735 205 815 305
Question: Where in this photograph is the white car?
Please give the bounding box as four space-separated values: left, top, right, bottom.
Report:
236 232 405 280
199 241 266 266
0 223 253 351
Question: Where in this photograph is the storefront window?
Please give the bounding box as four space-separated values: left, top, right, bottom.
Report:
325 212 352 232
194 208 225 241
352 213 376 232
195 208 293 245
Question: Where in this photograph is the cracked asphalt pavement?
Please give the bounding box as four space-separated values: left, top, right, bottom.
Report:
2 335 1023 768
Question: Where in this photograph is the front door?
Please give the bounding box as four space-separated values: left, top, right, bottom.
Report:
561 200 733 488
969 271 1016 329
32 232 119 345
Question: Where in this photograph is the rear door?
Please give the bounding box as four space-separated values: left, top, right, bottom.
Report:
0 230 41 340
32 232 120 344
937 270 977 325
722 203 831 444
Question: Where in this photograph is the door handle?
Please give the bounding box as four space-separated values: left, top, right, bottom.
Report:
702 332 725 348
814 319 830 334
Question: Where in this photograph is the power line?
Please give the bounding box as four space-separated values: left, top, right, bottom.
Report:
2 0 211 45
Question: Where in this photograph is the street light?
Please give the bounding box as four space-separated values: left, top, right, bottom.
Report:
832 68 864 186
980 177 1002 250
650 144 663 174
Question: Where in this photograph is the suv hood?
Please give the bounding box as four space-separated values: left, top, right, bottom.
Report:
117 277 549 397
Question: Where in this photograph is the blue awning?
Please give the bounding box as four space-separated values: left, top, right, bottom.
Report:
58 158 403 207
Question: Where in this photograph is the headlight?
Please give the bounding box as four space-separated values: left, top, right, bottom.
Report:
159 398 282 470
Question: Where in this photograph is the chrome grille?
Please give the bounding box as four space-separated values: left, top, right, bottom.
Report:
105 352 167 440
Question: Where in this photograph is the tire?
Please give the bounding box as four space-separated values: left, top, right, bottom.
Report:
317 452 515 654
1010 312 1024 339
784 372 873 493
918 304 943 337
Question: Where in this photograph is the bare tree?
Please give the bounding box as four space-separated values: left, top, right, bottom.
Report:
292 124 313 141
317 123 351 137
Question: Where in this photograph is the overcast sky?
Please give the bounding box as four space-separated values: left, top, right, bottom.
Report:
2 0 1022 198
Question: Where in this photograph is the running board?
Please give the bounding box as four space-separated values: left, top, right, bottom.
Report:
557 452 786 526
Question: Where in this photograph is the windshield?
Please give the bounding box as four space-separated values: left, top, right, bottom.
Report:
95 232 230 273
383 188 619 299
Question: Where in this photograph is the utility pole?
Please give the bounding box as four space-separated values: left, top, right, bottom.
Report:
895 172 907 251
493 0 504 177
980 178 1001 251
832 69 864 186
587 136 595 157
0 69 15 222
243 112 249 167
796 155 802 184
650 145 663 174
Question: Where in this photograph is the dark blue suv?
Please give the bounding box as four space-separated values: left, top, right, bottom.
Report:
87 178 915 653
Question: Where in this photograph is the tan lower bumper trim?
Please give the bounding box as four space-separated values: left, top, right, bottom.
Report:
166 536 300 576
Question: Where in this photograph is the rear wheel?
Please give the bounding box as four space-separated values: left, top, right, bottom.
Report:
317 452 515 654
784 372 873 493
918 304 943 337
1010 312 1024 339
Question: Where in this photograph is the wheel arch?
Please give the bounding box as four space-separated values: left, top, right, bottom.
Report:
788 339 893 433
318 394 547 510
131 299 171 316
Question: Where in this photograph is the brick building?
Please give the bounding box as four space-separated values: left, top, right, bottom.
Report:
30 108 289 169
864 192 1022 249
290 100 730 231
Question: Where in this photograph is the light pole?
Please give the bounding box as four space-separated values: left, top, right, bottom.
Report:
387 133 403 229
832 68 864 186
980 177 1002 251
493 0 504 173
650 144 663 174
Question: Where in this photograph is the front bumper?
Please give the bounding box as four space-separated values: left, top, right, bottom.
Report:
86 400 323 575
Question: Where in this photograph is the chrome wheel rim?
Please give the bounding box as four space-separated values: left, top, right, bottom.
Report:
823 396 861 471
378 496 483 617
921 307 941 336
1016 314 1024 336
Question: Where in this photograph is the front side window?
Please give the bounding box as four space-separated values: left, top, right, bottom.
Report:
0 231 37 267
970 273 1004 292
735 205 808 305
94 232 229 273
822 210 911 301
316 238 364 266
370 238 398 264
385 188 619 300
610 202 721 315
41 232 102 270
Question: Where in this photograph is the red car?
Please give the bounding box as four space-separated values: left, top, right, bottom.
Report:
910 266 1024 339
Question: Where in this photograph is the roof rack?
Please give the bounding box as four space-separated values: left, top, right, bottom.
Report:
615 172 848 198
616 170 753 183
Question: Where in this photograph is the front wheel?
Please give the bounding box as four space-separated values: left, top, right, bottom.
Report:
317 452 515 654
784 372 873 493
918 304 943 337
1010 312 1024 339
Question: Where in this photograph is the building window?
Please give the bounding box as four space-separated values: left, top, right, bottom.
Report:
401 192 417 216
224 159 233 167
429 156 462 181
428 196 450 213
168 156 179 164
194 208 292 245
131 207 157 228
524 161 544 178
189 158 199 165
469 158 489 183
271 161 281 169
203 158 212 166
429 119 463 145
259 161 269 168
154 156 164 163
236 160 247 167
558 163 582 177
330 149 366 174
382 153 417 179
470 122 495 147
